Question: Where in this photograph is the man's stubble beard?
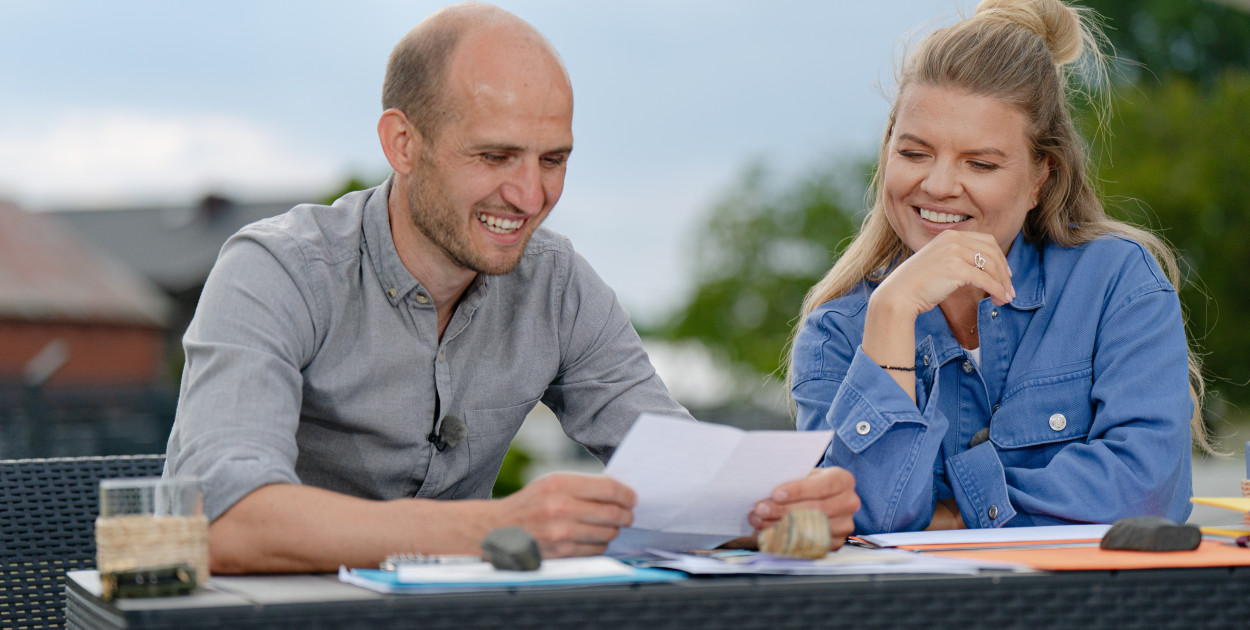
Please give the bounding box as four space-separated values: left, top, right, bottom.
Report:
404 161 532 277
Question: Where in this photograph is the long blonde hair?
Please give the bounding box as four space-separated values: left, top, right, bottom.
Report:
789 0 1212 451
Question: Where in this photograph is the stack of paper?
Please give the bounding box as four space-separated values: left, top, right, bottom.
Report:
643 545 1025 575
860 522 1250 572
854 524 1110 550
602 413 834 555
339 557 683 594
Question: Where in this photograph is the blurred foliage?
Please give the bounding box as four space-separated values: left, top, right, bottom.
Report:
491 444 533 498
1089 72 1250 399
319 175 384 206
1081 0 1250 86
656 163 866 382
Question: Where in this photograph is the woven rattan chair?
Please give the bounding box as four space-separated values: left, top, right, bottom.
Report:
0 455 167 628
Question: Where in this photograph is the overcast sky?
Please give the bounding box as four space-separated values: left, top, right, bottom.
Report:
0 0 976 323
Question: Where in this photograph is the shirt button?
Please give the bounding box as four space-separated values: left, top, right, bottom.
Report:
991 309 998 318
922 355 930 366
855 421 871 435
387 288 397 299
988 505 999 520
416 293 430 304
962 360 974 374
1049 413 1067 431
438 351 445 363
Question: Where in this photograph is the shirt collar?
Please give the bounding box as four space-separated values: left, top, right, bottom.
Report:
363 176 492 309
1004 230 1044 311
363 176 422 306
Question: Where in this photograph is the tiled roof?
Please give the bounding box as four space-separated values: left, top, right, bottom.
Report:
0 200 170 326
46 196 296 293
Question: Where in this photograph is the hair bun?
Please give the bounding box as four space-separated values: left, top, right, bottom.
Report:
975 0 1084 66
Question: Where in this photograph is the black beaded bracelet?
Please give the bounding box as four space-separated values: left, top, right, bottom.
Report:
879 364 917 372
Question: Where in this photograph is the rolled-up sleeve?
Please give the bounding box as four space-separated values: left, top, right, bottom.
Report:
164 230 317 521
792 312 949 533
542 249 691 462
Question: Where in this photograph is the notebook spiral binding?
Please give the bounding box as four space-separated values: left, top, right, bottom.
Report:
378 553 482 571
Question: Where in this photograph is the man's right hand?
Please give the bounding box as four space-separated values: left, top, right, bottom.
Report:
495 472 636 558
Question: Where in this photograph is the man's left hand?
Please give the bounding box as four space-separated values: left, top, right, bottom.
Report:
748 467 858 549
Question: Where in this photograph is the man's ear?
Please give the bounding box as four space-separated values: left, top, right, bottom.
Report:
378 108 421 175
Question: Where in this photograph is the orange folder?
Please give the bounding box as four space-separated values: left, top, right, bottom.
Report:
927 541 1250 571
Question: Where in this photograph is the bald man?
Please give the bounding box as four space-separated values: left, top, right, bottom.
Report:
165 3 858 574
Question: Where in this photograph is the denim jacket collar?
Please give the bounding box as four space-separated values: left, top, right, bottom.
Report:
912 231 1043 382
1004 231 1045 312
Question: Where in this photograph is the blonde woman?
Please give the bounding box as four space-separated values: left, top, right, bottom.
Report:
789 0 1206 532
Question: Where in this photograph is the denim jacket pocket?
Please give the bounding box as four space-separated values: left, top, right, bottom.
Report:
990 362 1094 448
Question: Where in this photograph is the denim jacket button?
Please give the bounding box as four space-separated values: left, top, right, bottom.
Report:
988 505 999 520
1048 413 1067 431
855 421 871 436
962 360 974 374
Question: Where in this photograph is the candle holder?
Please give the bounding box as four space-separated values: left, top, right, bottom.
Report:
95 477 208 599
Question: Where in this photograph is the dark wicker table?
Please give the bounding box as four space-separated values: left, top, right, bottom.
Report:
66 564 1250 629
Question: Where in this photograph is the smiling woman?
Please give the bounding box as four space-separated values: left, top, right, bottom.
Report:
787 0 1210 534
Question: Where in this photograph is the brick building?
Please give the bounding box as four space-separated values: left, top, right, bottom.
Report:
0 201 177 456
0 200 171 387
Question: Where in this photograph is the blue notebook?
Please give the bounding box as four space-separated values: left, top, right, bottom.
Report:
339 558 685 594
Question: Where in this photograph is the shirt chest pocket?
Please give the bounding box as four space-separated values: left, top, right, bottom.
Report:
454 398 541 498
990 362 1094 449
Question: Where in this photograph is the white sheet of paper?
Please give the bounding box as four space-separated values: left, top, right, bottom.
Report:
603 413 834 548
644 546 1025 575
396 557 633 584
606 527 733 557
856 524 1111 548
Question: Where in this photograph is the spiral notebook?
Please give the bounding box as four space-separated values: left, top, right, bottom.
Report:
338 557 684 594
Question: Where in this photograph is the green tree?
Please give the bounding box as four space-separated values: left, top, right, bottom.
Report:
1088 72 1250 400
657 163 865 383
1080 0 1250 86
319 175 385 206
491 445 533 498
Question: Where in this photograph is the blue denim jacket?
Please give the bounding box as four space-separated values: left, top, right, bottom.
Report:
791 232 1193 532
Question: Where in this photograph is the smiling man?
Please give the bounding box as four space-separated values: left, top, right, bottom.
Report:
164 3 858 574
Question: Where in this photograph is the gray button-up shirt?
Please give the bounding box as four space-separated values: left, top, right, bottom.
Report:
165 180 689 521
